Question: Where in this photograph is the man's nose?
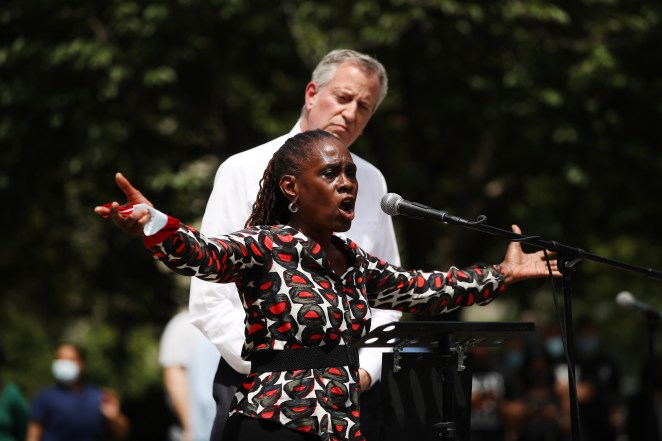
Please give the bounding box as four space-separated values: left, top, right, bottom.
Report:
342 102 357 122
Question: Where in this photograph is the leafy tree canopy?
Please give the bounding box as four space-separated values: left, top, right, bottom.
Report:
2 1 661 436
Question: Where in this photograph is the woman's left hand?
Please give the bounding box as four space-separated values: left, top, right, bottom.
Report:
500 224 562 284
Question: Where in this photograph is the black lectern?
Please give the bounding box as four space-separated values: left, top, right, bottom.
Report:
355 321 534 441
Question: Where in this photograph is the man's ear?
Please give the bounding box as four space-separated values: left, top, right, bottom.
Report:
303 81 318 113
279 175 297 202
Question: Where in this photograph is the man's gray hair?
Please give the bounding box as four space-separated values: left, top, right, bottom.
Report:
306 49 388 114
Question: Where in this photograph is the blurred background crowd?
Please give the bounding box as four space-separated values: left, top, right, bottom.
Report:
466 313 658 441
2 310 661 441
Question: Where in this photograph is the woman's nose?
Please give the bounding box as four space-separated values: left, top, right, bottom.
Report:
337 173 355 191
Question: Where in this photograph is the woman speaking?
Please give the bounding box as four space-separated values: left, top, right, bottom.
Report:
95 129 559 441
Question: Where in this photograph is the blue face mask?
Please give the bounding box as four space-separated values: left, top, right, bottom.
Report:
52 359 80 384
578 336 599 355
544 336 565 358
503 351 525 369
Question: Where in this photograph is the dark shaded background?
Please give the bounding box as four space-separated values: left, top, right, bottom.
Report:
2 1 661 439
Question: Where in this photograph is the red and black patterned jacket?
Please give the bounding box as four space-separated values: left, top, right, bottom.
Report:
146 220 505 441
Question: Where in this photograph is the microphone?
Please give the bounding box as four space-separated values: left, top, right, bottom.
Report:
380 193 469 225
616 291 662 320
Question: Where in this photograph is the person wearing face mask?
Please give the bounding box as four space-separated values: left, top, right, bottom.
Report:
571 317 624 441
507 347 562 441
541 322 566 364
538 321 575 437
26 343 130 441
541 318 625 441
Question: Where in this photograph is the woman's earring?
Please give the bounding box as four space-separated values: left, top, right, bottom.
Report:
288 201 299 213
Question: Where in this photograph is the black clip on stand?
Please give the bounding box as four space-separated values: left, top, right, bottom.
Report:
355 321 534 441
386 201 662 441
435 332 458 440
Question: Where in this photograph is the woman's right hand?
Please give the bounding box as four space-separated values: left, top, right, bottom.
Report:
94 172 153 236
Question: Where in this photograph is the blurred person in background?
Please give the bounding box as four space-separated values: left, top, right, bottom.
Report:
537 321 571 438
26 343 129 441
470 346 507 441
627 355 662 441
0 343 29 441
571 316 623 441
159 308 199 441
504 346 562 441
187 334 220 441
542 317 624 441
159 308 219 441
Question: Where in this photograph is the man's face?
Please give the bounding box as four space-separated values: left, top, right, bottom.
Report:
302 62 381 148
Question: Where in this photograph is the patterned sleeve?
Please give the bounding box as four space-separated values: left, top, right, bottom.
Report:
148 223 270 285
363 253 506 315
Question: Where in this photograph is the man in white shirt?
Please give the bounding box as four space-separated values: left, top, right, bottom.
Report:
188 49 402 440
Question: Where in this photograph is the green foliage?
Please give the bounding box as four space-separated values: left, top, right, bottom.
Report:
2 0 662 437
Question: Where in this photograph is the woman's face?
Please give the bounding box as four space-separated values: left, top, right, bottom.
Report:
286 138 358 240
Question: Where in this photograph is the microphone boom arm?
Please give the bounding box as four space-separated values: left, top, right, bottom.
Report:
381 193 662 282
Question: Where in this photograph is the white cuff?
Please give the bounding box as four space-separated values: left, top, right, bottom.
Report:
133 203 168 236
358 347 385 388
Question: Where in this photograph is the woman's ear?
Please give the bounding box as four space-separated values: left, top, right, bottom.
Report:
279 175 297 202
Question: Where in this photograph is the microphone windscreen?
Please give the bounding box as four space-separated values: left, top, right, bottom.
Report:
380 193 402 216
616 291 634 307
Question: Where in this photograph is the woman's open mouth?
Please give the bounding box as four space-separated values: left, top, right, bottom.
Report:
338 199 355 221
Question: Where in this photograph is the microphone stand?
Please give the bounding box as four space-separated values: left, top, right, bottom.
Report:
411 210 662 441
559 256 583 441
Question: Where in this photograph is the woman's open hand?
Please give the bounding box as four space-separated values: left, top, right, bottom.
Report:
500 225 562 284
